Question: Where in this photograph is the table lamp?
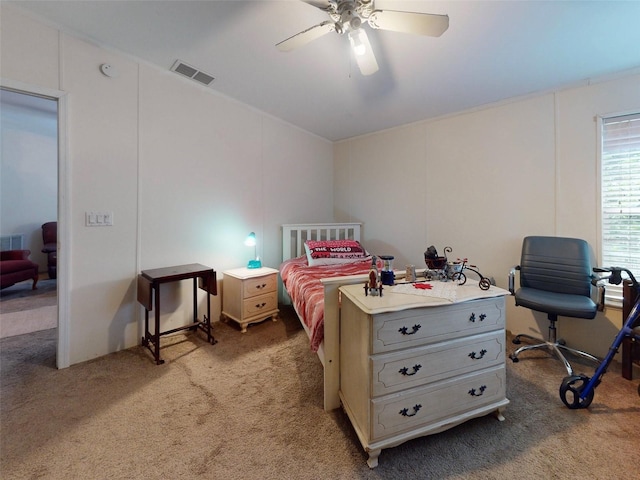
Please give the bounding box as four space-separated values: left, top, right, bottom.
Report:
245 232 262 269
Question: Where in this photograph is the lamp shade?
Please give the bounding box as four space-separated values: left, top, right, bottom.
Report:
245 232 261 269
244 232 257 247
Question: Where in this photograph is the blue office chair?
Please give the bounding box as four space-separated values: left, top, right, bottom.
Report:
508 236 602 376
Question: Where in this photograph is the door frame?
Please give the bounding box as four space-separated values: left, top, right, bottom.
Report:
1 78 70 368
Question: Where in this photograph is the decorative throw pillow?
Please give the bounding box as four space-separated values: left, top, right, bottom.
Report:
304 239 369 266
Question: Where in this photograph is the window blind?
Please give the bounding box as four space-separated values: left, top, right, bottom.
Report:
601 113 640 303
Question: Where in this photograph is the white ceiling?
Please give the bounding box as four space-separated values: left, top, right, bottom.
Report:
9 0 640 141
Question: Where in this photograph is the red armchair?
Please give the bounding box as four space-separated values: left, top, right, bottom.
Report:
0 250 39 290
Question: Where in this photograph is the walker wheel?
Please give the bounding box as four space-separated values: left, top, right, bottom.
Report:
559 375 594 409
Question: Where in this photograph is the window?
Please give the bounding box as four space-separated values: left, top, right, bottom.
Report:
600 113 640 305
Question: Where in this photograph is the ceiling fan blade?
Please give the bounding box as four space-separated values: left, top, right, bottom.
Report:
276 21 336 52
349 29 379 76
300 0 332 10
368 10 449 37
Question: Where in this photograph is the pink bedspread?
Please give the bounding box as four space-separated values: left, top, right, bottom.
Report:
280 256 373 352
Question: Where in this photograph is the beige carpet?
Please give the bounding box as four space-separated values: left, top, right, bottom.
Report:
1 306 639 479
0 305 57 338
0 278 57 338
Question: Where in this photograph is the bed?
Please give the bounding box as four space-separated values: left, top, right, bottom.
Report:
281 223 407 411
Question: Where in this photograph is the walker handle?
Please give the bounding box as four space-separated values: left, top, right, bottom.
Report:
593 267 638 289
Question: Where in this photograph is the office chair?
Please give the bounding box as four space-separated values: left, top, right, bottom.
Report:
509 236 601 376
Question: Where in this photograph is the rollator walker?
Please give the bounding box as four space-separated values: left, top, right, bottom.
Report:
559 266 640 409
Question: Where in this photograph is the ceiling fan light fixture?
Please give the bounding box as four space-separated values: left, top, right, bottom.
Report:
348 29 367 56
276 0 447 76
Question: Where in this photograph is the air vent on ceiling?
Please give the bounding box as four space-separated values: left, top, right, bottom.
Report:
170 60 215 86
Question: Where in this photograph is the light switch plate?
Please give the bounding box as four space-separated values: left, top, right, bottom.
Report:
86 211 113 226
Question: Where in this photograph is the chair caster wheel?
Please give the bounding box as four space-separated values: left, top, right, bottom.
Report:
509 354 519 363
512 337 522 345
558 338 567 346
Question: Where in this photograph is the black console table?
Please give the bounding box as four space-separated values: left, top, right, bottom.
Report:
137 263 217 364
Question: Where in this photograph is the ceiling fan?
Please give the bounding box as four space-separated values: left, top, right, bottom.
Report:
276 0 449 76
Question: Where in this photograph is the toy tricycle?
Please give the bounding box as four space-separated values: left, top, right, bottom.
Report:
424 246 492 290
559 266 640 408
449 258 492 291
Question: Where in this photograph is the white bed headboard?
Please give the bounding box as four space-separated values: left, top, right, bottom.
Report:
282 223 362 261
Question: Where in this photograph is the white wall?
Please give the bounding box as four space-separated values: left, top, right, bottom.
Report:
1 5 334 364
4 3 638 363
334 74 640 359
0 90 58 272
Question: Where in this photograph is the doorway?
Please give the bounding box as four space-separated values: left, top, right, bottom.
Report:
0 88 57 332
0 83 69 368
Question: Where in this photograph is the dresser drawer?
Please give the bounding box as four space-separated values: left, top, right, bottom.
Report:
242 291 278 319
372 297 505 354
371 331 505 397
370 366 506 441
243 274 277 298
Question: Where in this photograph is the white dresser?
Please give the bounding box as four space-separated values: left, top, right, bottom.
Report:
338 283 510 468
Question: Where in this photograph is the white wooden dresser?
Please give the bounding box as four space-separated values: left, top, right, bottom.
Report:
338 282 510 468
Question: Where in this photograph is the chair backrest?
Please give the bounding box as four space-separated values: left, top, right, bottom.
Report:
520 236 593 297
41 222 57 245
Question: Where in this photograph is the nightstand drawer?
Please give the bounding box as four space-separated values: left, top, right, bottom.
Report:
243 274 277 298
371 330 505 397
243 292 278 319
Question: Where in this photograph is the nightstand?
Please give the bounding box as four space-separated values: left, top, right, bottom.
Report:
221 267 279 333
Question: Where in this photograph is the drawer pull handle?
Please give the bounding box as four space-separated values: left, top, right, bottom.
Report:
399 404 422 417
468 385 487 397
398 324 422 335
255 283 267 290
399 364 422 376
468 349 487 360
469 313 487 323
255 302 267 309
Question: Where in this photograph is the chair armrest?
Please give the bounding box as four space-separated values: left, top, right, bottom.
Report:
42 243 56 254
0 249 32 261
591 273 606 312
508 265 520 295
